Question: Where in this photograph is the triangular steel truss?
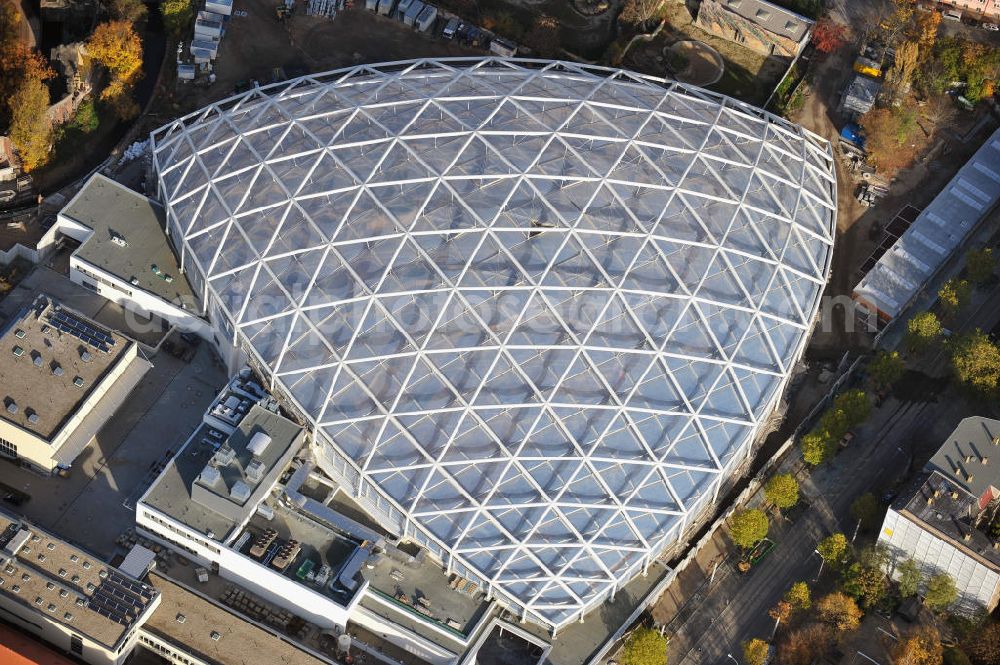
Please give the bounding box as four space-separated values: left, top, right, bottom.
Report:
151 58 836 631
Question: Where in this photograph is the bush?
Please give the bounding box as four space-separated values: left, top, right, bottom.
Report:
66 99 99 135
621 626 667 665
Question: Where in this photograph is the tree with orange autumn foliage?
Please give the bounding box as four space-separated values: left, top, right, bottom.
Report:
892 625 943 665
86 20 143 119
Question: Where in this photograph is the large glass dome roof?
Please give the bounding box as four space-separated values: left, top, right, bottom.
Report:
151 58 836 629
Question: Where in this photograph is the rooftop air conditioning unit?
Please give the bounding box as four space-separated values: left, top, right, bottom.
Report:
247 432 271 458
5 400 15 415
80 350 92 363
246 460 265 484
212 446 235 467
111 234 128 248
27 412 39 425
198 465 222 486
230 480 252 503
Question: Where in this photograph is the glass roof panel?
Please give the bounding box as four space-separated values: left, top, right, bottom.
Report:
156 58 836 630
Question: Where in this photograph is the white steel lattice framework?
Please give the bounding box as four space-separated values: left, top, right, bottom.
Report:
150 58 836 630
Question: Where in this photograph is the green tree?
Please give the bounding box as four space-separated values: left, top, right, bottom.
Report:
906 311 943 354
850 493 880 531
785 581 811 612
924 572 957 612
8 78 52 172
162 0 193 39
819 390 871 441
621 626 667 665
801 430 835 466
815 591 863 631
869 351 904 390
743 638 770 665
967 248 996 285
950 329 1000 396
730 508 769 550
842 561 888 610
764 473 799 512
817 533 849 566
939 278 973 318
897 559 922 598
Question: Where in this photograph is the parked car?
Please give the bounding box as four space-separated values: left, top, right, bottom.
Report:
984 22 999 31
442 17 460 39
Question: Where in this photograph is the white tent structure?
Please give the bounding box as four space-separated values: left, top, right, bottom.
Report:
149 58 836 631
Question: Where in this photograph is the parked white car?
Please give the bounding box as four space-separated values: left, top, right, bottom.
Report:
984 22 999 31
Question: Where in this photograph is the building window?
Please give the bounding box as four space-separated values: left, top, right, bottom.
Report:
0 438 16 459
70 634 83 655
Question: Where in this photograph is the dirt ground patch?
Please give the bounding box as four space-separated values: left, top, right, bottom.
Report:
168 2 484 114
626 1 786 103
667 40 724 86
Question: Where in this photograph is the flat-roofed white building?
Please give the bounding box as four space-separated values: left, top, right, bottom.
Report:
0 294 147 474
42 174 212 340
0 509 160 665
879 417 1000 613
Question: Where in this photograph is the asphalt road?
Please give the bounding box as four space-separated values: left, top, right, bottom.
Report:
667 262 1000 665
669 396 949 665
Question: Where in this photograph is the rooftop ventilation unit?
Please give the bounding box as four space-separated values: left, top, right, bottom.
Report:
11 346 22 357
80 350 92 363
198 465 222 486
110 232 129 248
73 376 85 388
130 277 139 286
212 446 236 467
246 459 265 484
247 432 271 458
230 480 252 502
31 352 42 367
51 363 63 376
26 411 39 425
13 329 24 339
5 400 16 415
